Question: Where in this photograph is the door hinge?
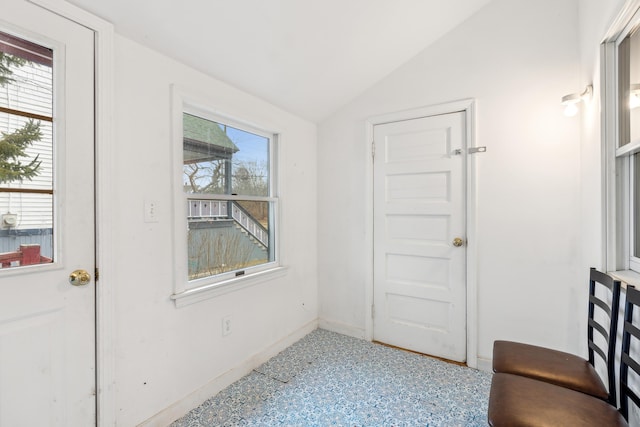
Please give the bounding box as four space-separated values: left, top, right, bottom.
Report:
371 304 375 318
371 141 376 159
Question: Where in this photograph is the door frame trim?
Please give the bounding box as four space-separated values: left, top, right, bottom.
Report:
364 99 478 368
27 0 115 424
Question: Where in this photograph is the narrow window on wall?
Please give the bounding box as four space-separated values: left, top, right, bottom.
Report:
182 112 276 283
617 23 640 274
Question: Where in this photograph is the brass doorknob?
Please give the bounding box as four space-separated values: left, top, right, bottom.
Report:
69 269 91 286
453 237 465 247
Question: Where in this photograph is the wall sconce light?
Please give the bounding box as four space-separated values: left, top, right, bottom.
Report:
630 84 640 109
561 85 593 117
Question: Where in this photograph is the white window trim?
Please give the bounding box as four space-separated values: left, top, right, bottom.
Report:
631 154 640 272
171 266 287 307
170 85 282 306
603 0 640 284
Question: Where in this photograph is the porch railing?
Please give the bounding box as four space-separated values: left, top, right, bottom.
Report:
187 199 268 247
0 244 52 268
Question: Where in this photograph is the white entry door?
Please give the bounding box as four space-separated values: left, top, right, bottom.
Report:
373 112 466 362
0 1 96 426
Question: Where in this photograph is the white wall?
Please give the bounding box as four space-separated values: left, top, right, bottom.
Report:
110 35 318 426
317 0 583 364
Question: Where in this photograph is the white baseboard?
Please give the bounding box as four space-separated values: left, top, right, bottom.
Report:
139 319 318 427
318 318 365 339
318 318 491 375
476 356 493 373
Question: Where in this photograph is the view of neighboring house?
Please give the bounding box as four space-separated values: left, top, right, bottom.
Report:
0 35 53 264
182 113 272 280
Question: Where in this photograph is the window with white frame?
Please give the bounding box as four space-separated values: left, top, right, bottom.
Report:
604 6 640 275
181 110 277 286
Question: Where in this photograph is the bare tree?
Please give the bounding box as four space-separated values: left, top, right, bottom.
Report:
183 160 227 194
232 160 268 196
187 227 264 279
0 53 42 183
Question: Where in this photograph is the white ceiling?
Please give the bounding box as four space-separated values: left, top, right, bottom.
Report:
67 0 492 122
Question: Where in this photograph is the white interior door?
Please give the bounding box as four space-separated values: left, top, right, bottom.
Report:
373 112 466 362
0 1 96 425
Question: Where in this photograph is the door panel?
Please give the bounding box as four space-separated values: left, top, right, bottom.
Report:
0 1 95 425
373 112 466 362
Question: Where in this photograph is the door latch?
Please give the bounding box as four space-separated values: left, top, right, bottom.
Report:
468 146 487 154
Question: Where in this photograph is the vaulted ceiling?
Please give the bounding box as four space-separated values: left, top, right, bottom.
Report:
67 0 492 122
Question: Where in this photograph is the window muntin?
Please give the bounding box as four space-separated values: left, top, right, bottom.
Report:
0 31 54 269
182 112 275 283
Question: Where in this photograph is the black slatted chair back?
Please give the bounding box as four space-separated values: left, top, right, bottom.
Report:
620 285 640 420
588 267 622 404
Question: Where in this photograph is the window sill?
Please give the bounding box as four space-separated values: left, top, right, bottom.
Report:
171 266 287 308
609 270 640 290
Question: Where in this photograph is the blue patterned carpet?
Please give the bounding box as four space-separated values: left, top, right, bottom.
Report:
171 329 492 426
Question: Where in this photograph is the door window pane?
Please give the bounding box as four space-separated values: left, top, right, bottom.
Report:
0 32 53 268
